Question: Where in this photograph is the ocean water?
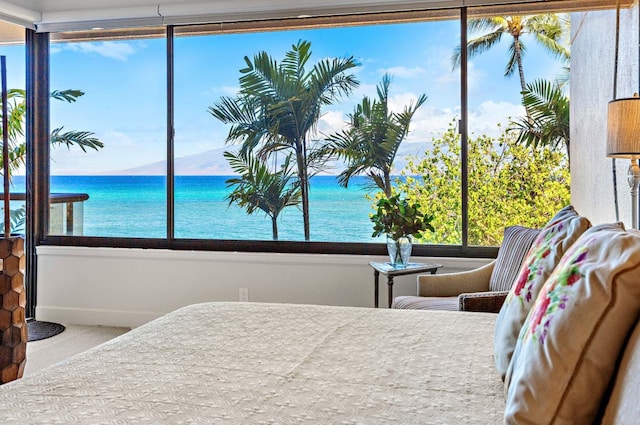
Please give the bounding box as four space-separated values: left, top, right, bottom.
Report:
10 175 380 242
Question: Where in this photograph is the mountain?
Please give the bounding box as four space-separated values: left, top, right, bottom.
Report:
112 142 433 175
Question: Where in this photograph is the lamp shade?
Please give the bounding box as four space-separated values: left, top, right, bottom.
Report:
607 96 640 158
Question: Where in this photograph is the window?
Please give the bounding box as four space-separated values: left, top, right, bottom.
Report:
49 36 167 237
464 10 570 246
38 2 591 255
173 15 460 244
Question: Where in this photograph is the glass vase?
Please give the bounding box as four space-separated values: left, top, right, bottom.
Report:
386 235 413 268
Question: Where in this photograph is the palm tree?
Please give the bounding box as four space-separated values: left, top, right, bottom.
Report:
224 150 301 240
509 79 570 161
209 40 359 241
0 88 103 177
452 14 569 93
325 73 427 197
0 88 103 233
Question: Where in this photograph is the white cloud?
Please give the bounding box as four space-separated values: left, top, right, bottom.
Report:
466 61 487 94
220 85 239 96
317 110 347 136
202 85 239 99
382 66 427 79
388 92 426 114
396 99 525 144
468 100 525 137
66 42 137 61
405 105 458 143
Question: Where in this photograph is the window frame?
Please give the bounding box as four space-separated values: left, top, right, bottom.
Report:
36 2 583 259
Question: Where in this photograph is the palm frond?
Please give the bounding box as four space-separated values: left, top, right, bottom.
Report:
49 127 104 152
0 206 25 234
323 73 427 194
50 89 85 103
466 30 505 59
509 78 570 157
468 17 507 33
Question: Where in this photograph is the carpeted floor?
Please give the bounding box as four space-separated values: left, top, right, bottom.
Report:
25 324 130 376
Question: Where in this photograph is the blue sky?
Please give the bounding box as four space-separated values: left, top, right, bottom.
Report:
0 17 565 175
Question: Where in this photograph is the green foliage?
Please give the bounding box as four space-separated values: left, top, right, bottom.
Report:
0 88 103 178
509 78 570 160
452 14 569 91
209 40 360 241
370 194 435 240
325 73 427 197
0 205 25 234
224 150 301 240
396 120 570 246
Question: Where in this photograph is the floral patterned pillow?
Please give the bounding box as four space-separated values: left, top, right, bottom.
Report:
504 223 640 424
493 206 591 380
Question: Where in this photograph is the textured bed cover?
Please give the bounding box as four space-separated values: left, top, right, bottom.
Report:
0 302 504 424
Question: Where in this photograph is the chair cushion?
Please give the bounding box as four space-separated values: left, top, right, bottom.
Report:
392 295 458 311
493 205 591 380
504 223 640 424
488 226 540 292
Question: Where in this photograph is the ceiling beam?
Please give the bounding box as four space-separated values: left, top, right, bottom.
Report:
0 0 40 29
0 0 630 33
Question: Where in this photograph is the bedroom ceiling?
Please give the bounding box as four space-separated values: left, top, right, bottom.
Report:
0 0 627 37
0 0 540 32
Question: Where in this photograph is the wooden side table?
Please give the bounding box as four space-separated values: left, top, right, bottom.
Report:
369 261 443 308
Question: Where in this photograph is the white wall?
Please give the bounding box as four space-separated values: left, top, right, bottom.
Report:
35 246 490 328
571 5 640 226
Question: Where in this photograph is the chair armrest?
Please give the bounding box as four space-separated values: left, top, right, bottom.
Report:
458 291 509 313
417 260 495 297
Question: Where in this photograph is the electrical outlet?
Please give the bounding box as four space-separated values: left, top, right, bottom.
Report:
239 288 249 302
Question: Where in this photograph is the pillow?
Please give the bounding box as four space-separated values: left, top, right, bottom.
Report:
504 223 640 424
488 225 540 292
601 317 640 425
494 206 591 380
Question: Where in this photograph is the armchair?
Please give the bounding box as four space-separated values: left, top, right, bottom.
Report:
393 226 539 313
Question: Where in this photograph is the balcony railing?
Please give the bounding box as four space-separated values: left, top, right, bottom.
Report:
0 193 89 236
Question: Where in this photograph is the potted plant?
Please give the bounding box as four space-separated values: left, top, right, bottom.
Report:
371 194 434 267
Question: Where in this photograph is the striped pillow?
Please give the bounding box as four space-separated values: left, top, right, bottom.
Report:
489 226 540 292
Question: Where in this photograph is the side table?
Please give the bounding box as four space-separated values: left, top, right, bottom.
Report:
369 261 443 308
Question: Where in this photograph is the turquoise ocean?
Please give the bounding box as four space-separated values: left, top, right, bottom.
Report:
11 175 379 242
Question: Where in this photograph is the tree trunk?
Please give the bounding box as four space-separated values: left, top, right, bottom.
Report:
271 215 278 241
383 168 392 198
514 36 533 124
514 36 527 93
296 140 310 241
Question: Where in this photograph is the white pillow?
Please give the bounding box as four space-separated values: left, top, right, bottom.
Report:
504 223 640 424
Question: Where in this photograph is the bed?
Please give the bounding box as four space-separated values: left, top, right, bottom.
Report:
0 302 503 424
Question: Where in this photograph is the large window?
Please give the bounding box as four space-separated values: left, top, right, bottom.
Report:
463 11 571 246
173 16 460 243
49 37 167 237
39 3 581 255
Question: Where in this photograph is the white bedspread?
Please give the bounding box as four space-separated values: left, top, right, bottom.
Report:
0 302 504 424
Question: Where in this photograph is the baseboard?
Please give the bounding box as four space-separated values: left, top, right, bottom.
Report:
35 306 162 328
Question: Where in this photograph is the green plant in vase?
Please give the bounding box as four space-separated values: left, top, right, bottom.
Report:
370 194 435 267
